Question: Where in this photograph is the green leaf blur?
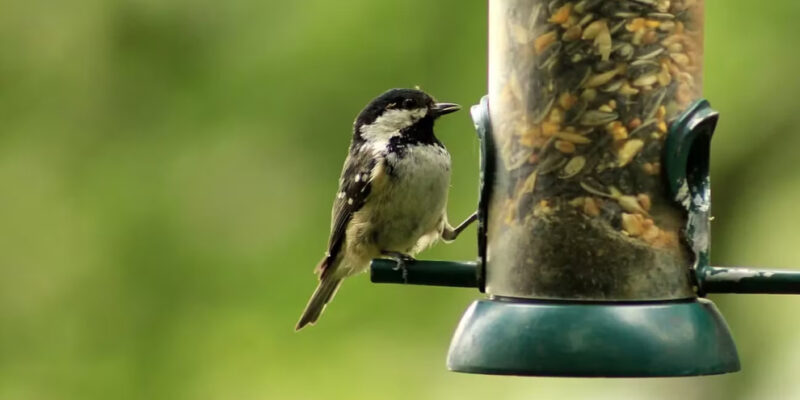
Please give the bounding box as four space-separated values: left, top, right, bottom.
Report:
1 1 799 399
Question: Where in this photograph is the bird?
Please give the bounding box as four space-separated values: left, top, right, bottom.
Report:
296 88 476 330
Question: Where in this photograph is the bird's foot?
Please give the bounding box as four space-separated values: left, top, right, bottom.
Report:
442 211 478 242
381 251 416 283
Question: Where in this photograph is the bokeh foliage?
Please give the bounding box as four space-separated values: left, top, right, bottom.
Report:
1 1 800 399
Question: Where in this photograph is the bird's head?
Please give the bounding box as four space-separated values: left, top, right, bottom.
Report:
354 88 460 146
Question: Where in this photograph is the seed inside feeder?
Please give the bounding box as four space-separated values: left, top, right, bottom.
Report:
487 0 704 300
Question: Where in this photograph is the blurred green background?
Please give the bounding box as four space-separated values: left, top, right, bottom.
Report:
2 1 800 399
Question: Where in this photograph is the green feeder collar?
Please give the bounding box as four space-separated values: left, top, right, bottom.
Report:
446 298 739 377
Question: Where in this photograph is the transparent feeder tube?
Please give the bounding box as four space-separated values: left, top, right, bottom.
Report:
486 0 705 300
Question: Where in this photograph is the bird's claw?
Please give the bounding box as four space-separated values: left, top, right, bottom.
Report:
383 251 415 284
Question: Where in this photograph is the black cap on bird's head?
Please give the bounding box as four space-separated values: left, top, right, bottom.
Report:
353 88 460 143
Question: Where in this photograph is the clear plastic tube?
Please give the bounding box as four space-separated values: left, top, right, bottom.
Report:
486 0 704 300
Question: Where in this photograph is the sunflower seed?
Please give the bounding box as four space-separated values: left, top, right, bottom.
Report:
560 156 587 179
580 110 619 126
635 44 665 60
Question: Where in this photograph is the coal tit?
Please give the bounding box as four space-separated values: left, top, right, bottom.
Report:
296 88 475 330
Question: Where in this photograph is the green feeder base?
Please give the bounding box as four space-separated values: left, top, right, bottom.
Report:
447 298 740 377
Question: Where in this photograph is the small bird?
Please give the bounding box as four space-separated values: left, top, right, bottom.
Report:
296 88 475 330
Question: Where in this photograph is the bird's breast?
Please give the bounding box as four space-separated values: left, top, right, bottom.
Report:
385 144 451 203
356 144 452 252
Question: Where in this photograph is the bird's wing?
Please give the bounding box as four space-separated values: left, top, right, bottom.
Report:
316 149 382 278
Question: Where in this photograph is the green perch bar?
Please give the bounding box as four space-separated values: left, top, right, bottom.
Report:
699 266 800 294
371 260 800 295
370 259 479 288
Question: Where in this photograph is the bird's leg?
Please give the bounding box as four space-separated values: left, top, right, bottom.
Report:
441 211 478 242
381 250 416 283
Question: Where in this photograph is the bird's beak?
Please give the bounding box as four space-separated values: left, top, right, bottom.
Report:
431 102 461 117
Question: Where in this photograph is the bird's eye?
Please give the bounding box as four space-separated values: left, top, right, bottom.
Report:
403 98 415 108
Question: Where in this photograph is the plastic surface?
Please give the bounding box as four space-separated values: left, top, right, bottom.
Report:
447 298 740 377
700 266 800 294
471 96 493 292
664 99 717 278
370 259 478 288
483 0 705 300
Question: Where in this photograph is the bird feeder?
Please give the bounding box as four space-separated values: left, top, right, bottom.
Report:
371 0 800 377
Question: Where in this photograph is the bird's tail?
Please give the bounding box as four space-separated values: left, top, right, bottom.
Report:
296 276 342 331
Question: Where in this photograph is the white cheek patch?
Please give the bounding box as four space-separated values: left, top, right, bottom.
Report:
359 108 428 151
